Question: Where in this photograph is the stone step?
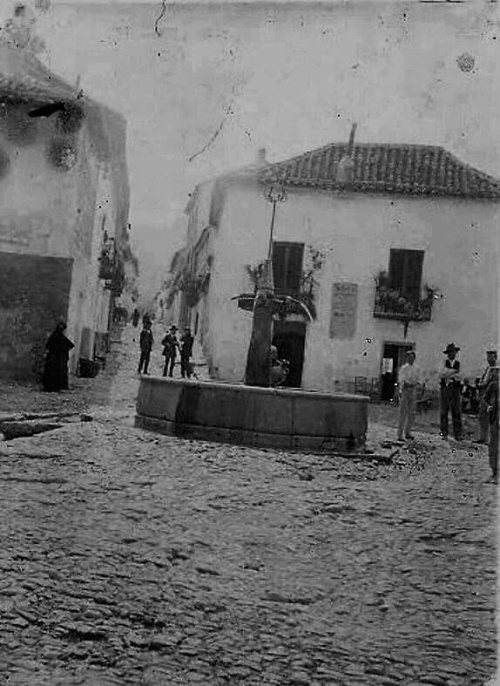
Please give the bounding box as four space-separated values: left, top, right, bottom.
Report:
0 420 64 441
0 413 93 440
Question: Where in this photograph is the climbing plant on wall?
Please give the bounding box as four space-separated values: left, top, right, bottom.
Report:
244 245 326 320
56 104 85 135
46 137 78 172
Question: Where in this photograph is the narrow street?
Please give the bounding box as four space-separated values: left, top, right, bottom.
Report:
0 324 497 686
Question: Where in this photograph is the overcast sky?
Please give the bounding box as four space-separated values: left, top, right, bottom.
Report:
34 0 500 294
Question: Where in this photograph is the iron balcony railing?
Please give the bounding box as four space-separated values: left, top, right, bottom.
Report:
373 285 433 322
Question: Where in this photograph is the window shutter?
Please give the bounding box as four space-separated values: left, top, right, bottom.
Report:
272 244 286 291
388 249 424 302
404 250 424 302
287 244 304 293
388 249 405 290
272 242 304 294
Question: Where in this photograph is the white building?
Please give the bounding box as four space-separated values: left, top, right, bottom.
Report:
0 43 130 380
167 141 499 398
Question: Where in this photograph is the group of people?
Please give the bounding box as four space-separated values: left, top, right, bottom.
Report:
40 317 498 482
160 324 194 379
397 343 499 482
137 319 195 379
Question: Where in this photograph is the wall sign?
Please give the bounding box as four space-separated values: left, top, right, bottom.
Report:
330 282 358 339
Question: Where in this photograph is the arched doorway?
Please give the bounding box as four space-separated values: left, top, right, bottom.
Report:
272 319 306 388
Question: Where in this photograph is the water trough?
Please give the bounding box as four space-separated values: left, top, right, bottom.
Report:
135 377 369 452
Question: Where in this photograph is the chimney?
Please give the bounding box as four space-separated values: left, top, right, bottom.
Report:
336 123 357 185
347 123 357 157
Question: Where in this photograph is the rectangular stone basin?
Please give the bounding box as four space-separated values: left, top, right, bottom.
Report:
135 377 369 452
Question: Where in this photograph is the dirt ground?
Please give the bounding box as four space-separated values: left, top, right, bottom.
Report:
0 323 496 686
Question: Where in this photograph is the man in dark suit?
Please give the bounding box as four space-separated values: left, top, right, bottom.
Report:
161 325 179 377
138 321 153 375
439 343 462 441
180 327 194 379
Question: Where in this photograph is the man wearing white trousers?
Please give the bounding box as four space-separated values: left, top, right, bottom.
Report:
397 350 421 441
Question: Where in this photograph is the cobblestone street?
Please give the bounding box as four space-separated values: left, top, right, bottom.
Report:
0 325 497 686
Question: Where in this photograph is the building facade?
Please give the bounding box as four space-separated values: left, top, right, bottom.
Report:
0 43 130 380
167 142 499 396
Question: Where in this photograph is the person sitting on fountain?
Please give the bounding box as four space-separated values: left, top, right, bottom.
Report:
269 345 290 387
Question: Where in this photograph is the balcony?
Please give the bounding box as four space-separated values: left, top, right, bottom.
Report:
104 272 125 295
101 258 125 295
98 253 115 281
373 284 434 322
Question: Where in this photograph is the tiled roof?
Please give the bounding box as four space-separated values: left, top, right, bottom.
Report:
259 142 500 199
0 46 78 105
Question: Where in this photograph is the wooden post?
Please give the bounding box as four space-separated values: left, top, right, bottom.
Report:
244 182 285 387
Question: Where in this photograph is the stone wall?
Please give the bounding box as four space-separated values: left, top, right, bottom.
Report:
0 251 73 380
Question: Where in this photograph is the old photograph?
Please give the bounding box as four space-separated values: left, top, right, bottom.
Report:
0 0 498 683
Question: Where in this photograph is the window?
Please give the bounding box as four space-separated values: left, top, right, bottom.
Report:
272 242 304 295
388 249 424 303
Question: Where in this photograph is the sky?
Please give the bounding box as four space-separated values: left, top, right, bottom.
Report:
28 0 500 298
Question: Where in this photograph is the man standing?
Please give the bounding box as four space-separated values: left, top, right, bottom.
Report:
180 327 194 379
483 366 499 483
475 348 498 444
138 321 153 375
397 350 420 441
439 343 463 440
161 325 179 377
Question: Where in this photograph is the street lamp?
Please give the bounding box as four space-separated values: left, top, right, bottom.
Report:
256 182 286 295
265 182 286 262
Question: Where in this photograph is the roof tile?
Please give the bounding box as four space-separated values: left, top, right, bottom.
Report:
259 142 500 199
0 46 77 105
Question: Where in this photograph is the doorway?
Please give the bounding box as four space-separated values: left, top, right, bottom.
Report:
381 342 414 401
272 320 306 388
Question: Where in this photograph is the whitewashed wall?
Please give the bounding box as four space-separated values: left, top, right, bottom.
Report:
201 178 499 391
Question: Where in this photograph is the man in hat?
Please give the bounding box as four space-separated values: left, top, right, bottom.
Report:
439 343 463 440
483 366 498 483
138 320 153 375
474 348 498 444
161 325 179 377
397 349 421 441
180 326 194 379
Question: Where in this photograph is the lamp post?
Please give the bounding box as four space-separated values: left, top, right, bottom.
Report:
266 183 286 262
244 181 286 387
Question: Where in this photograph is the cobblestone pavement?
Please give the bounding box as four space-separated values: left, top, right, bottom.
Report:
0 325 497 685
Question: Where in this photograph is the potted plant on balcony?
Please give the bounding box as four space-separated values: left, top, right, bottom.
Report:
374 270 440 336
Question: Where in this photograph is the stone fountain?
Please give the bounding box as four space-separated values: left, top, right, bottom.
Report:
135 137 369 452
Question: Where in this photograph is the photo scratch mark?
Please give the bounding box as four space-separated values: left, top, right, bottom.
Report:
188 104 234 163
155 0 167 37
